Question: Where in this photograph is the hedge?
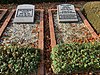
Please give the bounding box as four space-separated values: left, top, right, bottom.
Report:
82 2 100 34
51 42 100 74
0 45 40 75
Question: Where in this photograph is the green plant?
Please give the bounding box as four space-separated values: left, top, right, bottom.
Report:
0 45 40 75
82 2 100 34
51 42 100 74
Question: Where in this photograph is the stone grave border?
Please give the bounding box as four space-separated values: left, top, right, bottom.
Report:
0 9 44 75
0 9 15 37
48 8 99 48
48 8 100 75
0 9 8 21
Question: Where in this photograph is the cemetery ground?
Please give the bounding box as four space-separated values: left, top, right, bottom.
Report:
0 7 44 75
0 1 100 75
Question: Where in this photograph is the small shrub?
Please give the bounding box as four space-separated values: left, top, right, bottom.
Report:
0 45 40 75
51 42 100 74
82 2 100 34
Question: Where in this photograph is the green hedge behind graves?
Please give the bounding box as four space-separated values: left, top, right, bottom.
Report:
82 2 100 34
51 42 100 74
0 45 40 75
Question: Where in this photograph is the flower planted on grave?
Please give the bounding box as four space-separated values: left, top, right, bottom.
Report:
51 42 100 74
0 45 40 75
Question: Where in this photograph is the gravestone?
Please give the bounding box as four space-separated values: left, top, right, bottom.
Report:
13 4 35 23
57 4 78 22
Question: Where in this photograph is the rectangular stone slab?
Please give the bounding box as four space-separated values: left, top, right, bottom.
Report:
13 4 35 23
57 4 78 22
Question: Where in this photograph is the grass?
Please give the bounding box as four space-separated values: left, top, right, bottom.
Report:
82 1 100 34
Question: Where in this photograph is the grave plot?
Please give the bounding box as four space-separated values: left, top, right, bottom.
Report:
0 9 44 75
0 9 8 28
48 8 98 48
0 9 43 48
48 6 99 74
54 11 92 44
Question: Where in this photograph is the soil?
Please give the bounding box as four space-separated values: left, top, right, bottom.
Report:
0 1 86 9
0 10 2 14
0 10 3 27
0 10 10 28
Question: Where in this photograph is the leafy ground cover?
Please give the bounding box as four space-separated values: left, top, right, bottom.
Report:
82 2 100 34
0 45 40 75
51 42 100 74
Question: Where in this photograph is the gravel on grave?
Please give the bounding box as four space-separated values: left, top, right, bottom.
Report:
53 12 92 44
0 12 40 48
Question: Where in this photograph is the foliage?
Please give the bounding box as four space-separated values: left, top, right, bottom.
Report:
0 45 40 75
51 42 100 74
82 2 100 34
